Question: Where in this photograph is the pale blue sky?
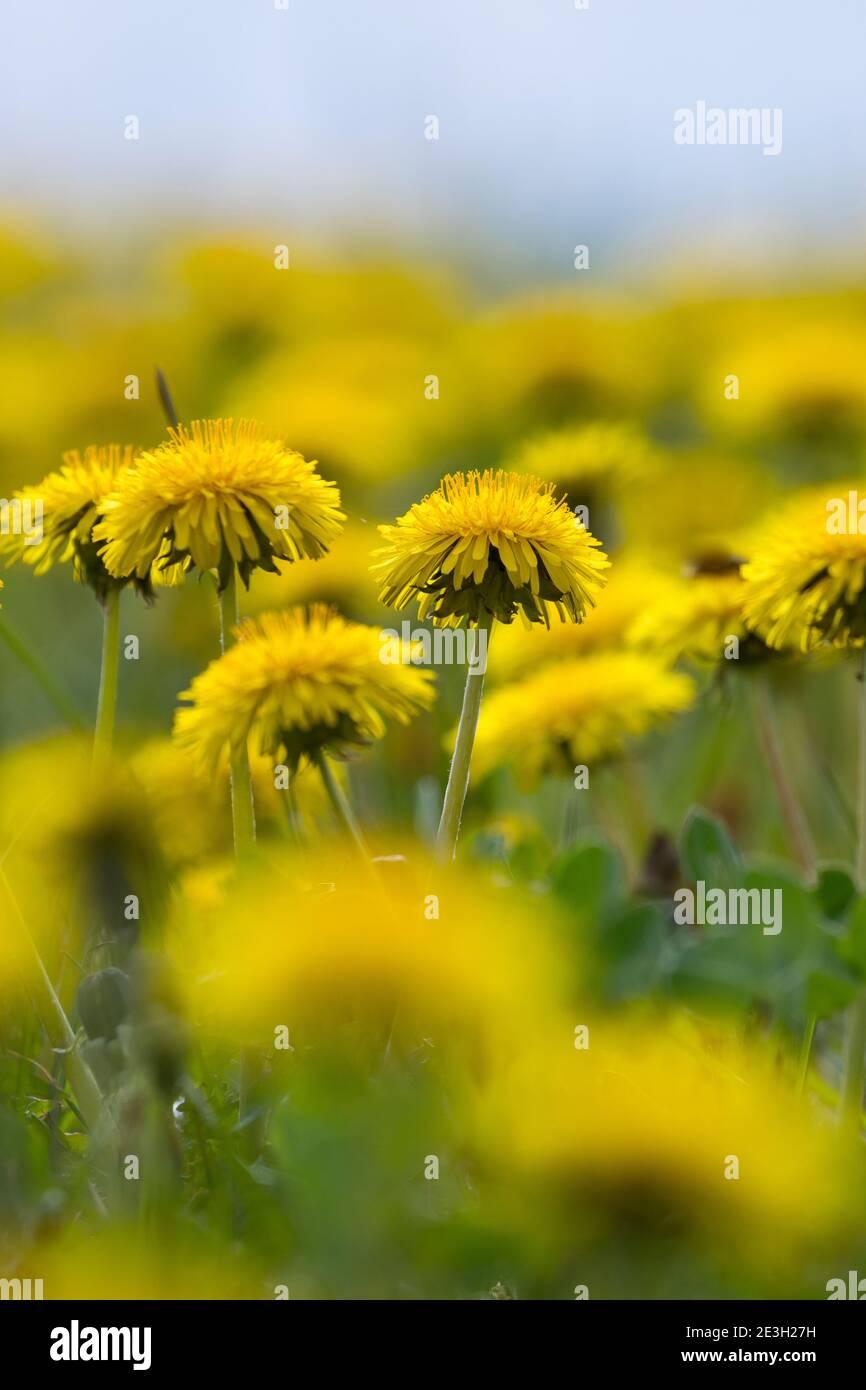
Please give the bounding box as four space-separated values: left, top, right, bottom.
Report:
1 0 864 279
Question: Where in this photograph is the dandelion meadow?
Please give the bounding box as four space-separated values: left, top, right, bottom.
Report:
3 0 866 1336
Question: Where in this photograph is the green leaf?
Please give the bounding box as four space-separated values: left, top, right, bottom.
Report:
597 902 668 1000
665 866 852 1024
814 866 858 922
806 962 859 1019
550 838 625 923
839 897 866 977
680 807 741 890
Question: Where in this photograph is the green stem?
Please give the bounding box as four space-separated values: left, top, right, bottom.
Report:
217 569 256 856
0 868 105 1134
843 650 866 1130
797 1015 816 1095
435 616 492 863
843 997 866 1133
857 648 866 887
751 676 816 882
0 614 84 729
93 588 121 762
315 751 371 861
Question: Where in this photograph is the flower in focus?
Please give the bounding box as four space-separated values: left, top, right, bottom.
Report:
94 419 345 590
174 604 435 773
0 445 184 600
470 652 694 785
742 483 866 651
373 469 609 626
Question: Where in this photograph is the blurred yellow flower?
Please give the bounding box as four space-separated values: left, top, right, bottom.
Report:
506 420 660 496
171 854 566 1061
241 518 382 620
34 1226 264 1300
701 318 866 441
476 1019 860 1259
742 482 866 650
131 735 341 865
629 567 751 663
458 295 659 435
94 419 344 588
374 469 609 626
174 604 435 773
0 736 164 958
491 558 657 679
226 336 457 485
619 451 774 567
471 652 694 784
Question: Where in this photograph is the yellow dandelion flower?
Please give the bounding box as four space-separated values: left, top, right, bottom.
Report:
373 469 609 627
470 652 694 785
506 420 660 495
629 565 757 664
491 558 657 679
170 853 565 1061
742 483 866 651
619 451 775 567
701 318 866 442
476 1019 860 1262
174 604 435 773
0 445 184 599
93 419 345 590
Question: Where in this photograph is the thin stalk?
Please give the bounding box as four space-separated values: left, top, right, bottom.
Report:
217 568 256 856
797 1015 816 1095
750 676 816 882
93 588 121 763
315 751 371 862
858 648 866 886
282 777 305 847
560 778 579 852
0 615 84 729
0 868 105 1134
216 567 261 1144
843 998 866 1133
435 616 492 862
843 650 866 1130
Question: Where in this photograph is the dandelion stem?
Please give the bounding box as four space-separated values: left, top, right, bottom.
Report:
0 867 105 1134
750 676 816 882
93 588 121 763
797 1015 816 1095
435 615 492 862
842 650 866 1130
0 615 84 729
857 648 866 887
217 568 256 856
315 750 370 860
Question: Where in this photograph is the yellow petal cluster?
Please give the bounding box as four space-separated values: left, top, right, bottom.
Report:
373 468 609 626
